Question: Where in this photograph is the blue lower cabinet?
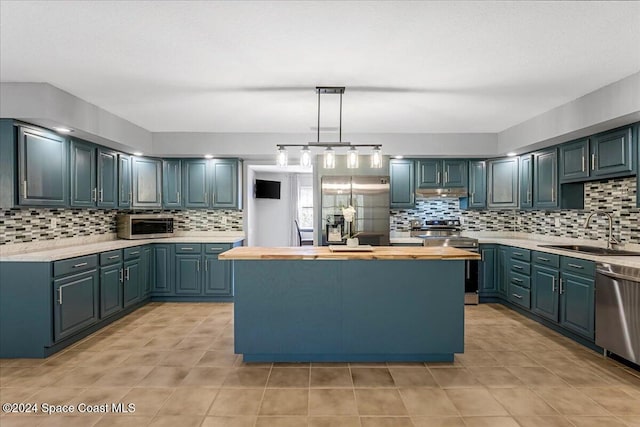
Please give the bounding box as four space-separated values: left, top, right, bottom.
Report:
497 246 509 297
478 245 496 296
204 255 232 296
560 271 595 339
140 246 152 299
123 259 141 308
152 244 174 294
508 283 531 309
531 265 560 322
100 264 123 319
53 269 99 342
175 255 202 295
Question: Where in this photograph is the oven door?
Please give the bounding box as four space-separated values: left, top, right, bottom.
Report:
463 248 479 305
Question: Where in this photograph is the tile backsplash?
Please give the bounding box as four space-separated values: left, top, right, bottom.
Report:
391 176 639 245
0 208 243 245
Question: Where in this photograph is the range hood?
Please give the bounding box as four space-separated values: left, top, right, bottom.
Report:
415 187 469 198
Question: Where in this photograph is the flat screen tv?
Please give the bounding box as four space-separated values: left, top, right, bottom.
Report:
255 179 281 199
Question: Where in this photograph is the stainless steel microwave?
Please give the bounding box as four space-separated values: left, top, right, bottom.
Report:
117 214 175 239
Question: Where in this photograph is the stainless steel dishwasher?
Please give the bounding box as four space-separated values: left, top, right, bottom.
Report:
595 263 640 364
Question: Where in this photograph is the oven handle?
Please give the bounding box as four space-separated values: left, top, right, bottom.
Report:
597 269 640 282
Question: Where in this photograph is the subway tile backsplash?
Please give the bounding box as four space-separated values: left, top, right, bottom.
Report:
0 208 243 245
391 176 639 245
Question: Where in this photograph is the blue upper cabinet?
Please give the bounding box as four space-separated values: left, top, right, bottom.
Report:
211 159 240 209
467 160 486 209
591 126 634 177
118 154 132 208
389 159 415 208
97 148 118 208
417 159 467 189
559 139 589 183
637 124 639 208
18 126 68 206
533 148 558 209
416 159 441 188
70 140 96 207
162 159 182 208
183 159 209 208
131 157 162 208
519 154 533 209
442 160 467 187
487 157 519 209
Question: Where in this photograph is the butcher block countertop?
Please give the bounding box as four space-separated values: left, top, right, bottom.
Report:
219 246 481 260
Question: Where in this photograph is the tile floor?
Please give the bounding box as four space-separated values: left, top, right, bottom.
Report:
1 302 639 427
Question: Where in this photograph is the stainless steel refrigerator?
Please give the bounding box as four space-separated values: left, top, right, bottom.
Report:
321 176 390 246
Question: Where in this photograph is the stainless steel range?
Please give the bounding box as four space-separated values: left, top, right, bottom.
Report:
411 219 479 304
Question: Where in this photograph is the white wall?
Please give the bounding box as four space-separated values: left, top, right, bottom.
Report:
251 172 293 247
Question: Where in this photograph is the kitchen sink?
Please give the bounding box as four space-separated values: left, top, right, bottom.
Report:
538 244 640 256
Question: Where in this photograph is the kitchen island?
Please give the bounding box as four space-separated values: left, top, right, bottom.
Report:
219 246 480 362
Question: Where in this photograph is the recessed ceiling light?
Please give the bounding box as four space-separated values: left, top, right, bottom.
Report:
54 127 73 133
133 152 143 156
506 152 517 157
204 154 214 159
394 155 404 159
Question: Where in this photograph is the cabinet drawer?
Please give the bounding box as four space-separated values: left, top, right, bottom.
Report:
510 259 531 276
510 248 531 261
532 251 560 268
175 244 202 254
510 271 531 289
123 246 142 260
205 243 232 254
54 255 98 277
561 257 595 277
100 250 122 266
509 283 531 309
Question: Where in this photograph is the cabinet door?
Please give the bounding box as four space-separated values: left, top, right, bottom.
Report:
139 247 152 299
592 126 634 177
100 264 123 319
203 255 233 296
519 154 533 208
533 148 558 209
497 246 509 297
487 158 519 209
132 157 162 208
416 160 441 188
560 272 595 339
559 139 589 182
183 159 210 208
152 244 174 294
123 259 140 308
163 159 182 208
389 159 415 208
468 161 486 208
175 255 202 295
478 246 496 295
97 148 118 208
53 270 99 341
70 140 96 207
18 126 68 206
442 160 467 188
118 154 132 208
211 159 238 208
532 265 559 322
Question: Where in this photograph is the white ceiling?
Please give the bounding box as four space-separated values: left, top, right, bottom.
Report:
1 1 639 134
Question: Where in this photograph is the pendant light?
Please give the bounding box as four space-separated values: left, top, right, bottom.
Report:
371 146 382 168
323 147 336 169
276 146 288 167
300 146 311 167
347 146 359 168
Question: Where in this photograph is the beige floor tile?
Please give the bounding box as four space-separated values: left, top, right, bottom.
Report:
467 367 524 388
445 388 509 416
137 367 190 387
388 367 438 387
399 388 459 416
67 387 132 407
255 416 308 427
158 387 218 415
515 416 575 427
489 387 558 416
430 367 481 388
411 416 465 427
351 367 396 387
359 416 414 427
310 368 353 388
197 351 238 367
180 367 229 387
29 387 86 406
462 416 520 427
355 389 408 416
120 387 173 417
157 350 206 367
0 416 44 427
579 387 640 415
505 367 569 387
208 388 263 416
222 367 270 388
0 387 39 402
147 415 203 427
54 366 107 387
488 351 539 367
549 365 615 387
566 416 628 427
308 416 360 427
533 387 610 416
93 415 153 427
119 351 167 367
259 388 309 416
93 366 153 387
309 389 357 416
456 351 500 367
267 367 310 388
618 416 640 426
201 416 256 427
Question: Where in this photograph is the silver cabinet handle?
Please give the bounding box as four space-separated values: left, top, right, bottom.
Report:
99 189 104 202
125 267 130 280
208 247 224 250
108 255 120 259
513 265 523 270
582 155 586 172
471 192 475 204
512 293 523 299
119 268 124 283
58 287 63 305
205 260 208 272
591 153 596 170
92 188 97 202
551 187 555 202
552 276 556 292
204 192 207 203
437 172 441 183
538 256 550 262
444 170 448 183
559 278 564 294
23 180 28 198
197 260 200 271
513 277 523 283
129 191 132 202
180 247 194 251
513 252 523 256
73 262 88 268
568 263 583 269
129 251 140 255
177 191 180 204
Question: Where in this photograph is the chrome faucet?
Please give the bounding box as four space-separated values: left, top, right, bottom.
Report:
584 211 619 249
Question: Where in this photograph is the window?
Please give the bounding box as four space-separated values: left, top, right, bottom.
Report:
297 184 313 229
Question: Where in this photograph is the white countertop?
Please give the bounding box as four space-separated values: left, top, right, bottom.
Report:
390 232 640 269
0 232 246 262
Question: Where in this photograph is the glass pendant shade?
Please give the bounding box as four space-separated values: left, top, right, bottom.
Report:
276 147 288 167
300 147 311 167
371 146 382 168
346 147 359 169
323 147 336 169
